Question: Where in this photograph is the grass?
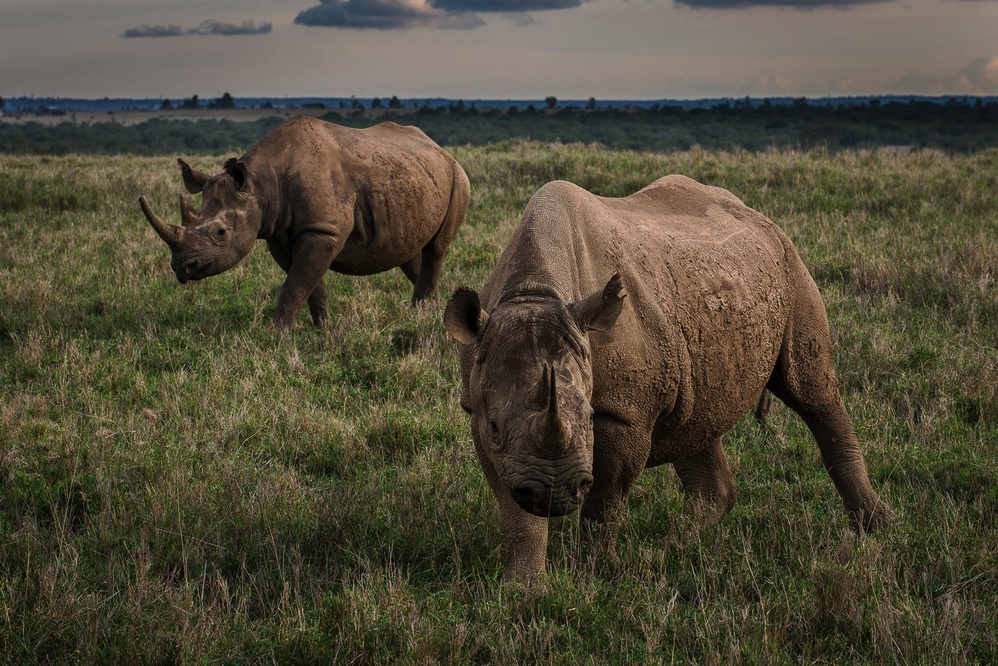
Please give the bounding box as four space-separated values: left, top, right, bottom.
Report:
1 144 996 663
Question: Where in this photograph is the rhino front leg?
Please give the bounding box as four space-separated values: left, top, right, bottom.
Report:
472 426 548 581
497 493 549 582
274 233 340 334
267 239 330 329
673 437 737 522
579 417 650 568
582 416 650 525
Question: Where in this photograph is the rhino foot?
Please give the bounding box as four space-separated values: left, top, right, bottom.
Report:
851 499 893 534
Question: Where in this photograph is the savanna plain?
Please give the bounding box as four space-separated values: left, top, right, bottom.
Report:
1 140 996 663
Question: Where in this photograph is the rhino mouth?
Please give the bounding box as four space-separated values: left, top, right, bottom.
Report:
507 473 593 517
173 258 216 283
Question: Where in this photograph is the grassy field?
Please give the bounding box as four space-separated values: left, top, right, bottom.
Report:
1 143 996 663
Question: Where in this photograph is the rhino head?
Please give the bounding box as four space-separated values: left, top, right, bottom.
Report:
140 158 262 283
445 275 626 517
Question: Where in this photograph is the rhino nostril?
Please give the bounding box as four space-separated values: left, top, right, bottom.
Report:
184 259 200 274
575 474 594 499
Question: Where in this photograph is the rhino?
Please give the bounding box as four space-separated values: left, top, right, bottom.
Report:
140 116 470 333
444 175 890 580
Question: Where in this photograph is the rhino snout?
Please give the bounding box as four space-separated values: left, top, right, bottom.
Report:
171 258 198 283
509 471 594 517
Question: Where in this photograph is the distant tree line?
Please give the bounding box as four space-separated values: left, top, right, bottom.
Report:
2 98 997 155
159 93 237 111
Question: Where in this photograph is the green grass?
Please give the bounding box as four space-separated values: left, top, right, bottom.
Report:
1 144 996 663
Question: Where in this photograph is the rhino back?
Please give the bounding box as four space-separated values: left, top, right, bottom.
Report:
245 117 460 274
487 176 799 459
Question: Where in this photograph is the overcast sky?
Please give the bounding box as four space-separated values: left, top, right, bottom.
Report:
2 0 997 100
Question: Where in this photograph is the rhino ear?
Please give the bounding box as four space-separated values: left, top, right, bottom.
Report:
444 287 489 346
224 158 250 190
570 273 626 332
178 158 209 194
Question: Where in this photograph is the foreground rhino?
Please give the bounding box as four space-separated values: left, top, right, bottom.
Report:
445 176 890 580
140 116 470 332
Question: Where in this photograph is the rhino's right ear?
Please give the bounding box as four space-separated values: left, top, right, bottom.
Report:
177 158 210 194
444 288 489 346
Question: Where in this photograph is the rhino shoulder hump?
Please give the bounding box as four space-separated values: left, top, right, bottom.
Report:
526 180 597 211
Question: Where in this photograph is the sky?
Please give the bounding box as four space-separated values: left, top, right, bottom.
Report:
2 0 997 101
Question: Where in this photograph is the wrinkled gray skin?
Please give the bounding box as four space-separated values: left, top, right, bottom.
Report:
445 176 890 581
140 116 470 333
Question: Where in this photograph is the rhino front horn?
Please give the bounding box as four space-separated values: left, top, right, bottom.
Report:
139 196 184 247
538 363 570 452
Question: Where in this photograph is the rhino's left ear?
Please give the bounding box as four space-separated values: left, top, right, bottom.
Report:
570 273 626 332
178 158 210 194
224 158 250 190
444 287 489 346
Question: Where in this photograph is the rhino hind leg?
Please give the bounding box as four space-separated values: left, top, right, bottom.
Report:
306 280 329 328
768 287 891 532
409 167 470 306
407 226 454 305
773 383 891 532
401 251 440 306
405 236 449 306
673 437 737 522
400 253 422 292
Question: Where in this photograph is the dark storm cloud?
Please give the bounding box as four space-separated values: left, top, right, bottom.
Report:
192 20 273 36
293 0 580 30
674 0 889 7
122 24 185 38
294 0 446 29
122 19 272 39
432 0 582 9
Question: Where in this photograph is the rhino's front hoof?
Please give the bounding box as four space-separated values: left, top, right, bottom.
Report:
852 500 892 534
502 564 546 586
274 319 294 339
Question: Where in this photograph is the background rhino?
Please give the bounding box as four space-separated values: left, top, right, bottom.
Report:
445 175 890 580
140 116 470 333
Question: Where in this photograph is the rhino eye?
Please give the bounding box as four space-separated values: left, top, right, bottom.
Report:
589 409 595 426
487 417 503 446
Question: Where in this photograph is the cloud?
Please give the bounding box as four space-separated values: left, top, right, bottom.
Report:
888 56 998 95
122 24 185 38
293 0 463 29
674 0 889 8
433 0 582 9
293 0 582 30
191 20 272 36
738 73 795 96
957 56 998 93
122 19 272 39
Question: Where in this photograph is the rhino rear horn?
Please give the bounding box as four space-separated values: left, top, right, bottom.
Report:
180 195 198 227
139 196 184 247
